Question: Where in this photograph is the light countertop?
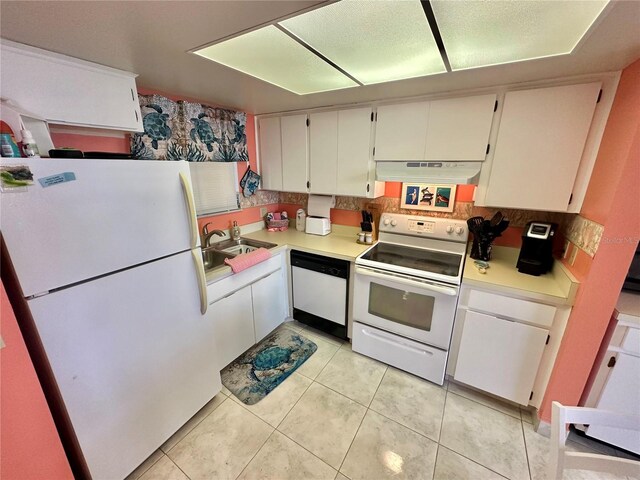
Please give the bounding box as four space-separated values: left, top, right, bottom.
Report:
243 225 370 261
205 225 369 284
462 246 580 305
616 291 640 325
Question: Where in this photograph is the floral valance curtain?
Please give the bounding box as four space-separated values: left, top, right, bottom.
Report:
131 94 248 162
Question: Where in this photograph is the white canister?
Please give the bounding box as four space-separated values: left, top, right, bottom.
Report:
296 209 306 232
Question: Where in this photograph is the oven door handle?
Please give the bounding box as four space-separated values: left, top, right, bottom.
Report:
355 266 458 296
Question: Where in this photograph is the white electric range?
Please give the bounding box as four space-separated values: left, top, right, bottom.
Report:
352 213 468 385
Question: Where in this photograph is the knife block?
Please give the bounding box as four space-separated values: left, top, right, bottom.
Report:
365 203 382 241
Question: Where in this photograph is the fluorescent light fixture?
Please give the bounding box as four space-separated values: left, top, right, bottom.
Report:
193 0 610 95
279 0 446 85
194 25 357 95
431 0 610 70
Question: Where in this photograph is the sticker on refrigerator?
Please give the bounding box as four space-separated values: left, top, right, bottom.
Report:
0 165 34 191
38 172 76 188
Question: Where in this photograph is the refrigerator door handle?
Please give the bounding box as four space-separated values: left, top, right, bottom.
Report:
179 172 199 249
191 249 208 314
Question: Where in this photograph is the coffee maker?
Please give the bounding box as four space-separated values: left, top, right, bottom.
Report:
517 222 557 276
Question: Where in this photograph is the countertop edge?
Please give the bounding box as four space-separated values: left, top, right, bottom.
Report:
461 277 576 306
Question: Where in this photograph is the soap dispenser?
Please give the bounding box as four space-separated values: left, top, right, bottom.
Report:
231 221 241 241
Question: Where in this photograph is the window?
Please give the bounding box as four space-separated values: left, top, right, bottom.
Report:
189 162 240 216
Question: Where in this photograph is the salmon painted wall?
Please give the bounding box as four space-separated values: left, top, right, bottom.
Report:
539 59 640 422
1 282 73 479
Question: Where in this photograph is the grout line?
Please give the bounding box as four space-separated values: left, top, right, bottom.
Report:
368 402 443 443
446 388 522 421
306 338 342 380
521 418 534 480
163 395 229 454
166 454 191 480
438 445 511 479
128 451 164 480
234 429 276 480
439 392 516 479
335 403 368 474
432 444 441 480
273 373 315 430
436 387 448 443
335 364 387 474
275 424 340 475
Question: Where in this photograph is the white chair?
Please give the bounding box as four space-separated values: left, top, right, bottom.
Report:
550 401 640 479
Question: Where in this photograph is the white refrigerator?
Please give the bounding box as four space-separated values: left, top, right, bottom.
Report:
0 158 220 479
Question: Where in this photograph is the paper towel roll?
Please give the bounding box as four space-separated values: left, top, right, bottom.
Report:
307 194 335 218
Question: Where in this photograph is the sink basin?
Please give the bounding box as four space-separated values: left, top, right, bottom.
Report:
201 248 235 271
210 237 278 252
202 237 277 272
222 244 257 255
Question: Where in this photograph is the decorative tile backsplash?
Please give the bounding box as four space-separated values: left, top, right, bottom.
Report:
278 191 611 257
239 190 279 209
563 214 603 257
280 192 572 230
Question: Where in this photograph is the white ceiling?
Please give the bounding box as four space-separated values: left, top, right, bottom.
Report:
1 1 639 115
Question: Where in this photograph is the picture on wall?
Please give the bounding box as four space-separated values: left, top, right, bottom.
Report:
400 183 457 212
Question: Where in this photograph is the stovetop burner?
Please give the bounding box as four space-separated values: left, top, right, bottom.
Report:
359 242 461 278
355 213 469 284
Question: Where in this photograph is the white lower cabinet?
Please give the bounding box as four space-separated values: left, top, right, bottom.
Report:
211 285 256 368
454 309 548 405
208 252 288 368
252 269 287 342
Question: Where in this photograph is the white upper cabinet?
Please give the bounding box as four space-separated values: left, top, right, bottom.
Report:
0 40 142 132
259 108 381 197
309 111 338 194
337 107 376 197
483 82 601 211
257 116 283 191
281 114 309 193
425 94 496 161
374 102 429 160
374 94 496 162
308 107 378 197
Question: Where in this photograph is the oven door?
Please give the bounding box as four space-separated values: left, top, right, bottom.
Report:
354 266 459 350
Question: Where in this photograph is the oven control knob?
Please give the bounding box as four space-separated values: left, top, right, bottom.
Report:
383 217 390 226
390 219 397 227
455 226 465 235
446 225 454 234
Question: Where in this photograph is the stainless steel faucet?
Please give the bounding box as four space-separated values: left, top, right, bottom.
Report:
201 222 225 247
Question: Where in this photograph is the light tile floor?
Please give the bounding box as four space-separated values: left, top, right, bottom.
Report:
128 321 638 480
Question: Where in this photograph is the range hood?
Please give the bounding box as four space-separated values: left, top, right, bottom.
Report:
376 161 482 184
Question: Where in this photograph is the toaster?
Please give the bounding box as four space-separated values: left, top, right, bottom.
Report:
305 216 331 236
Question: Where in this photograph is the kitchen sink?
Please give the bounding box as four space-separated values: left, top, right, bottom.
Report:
210 237 278 253
201 248 235 271
201 237 277 272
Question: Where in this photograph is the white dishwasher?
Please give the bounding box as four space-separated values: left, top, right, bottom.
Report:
291 250 349 340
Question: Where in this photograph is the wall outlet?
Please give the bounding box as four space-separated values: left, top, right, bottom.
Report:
563 240 570 259
260 207 267 217
569 245 579 266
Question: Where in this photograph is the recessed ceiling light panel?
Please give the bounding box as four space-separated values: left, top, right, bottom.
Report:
194 25 358 95
280 0 446 85
431 0 610 70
